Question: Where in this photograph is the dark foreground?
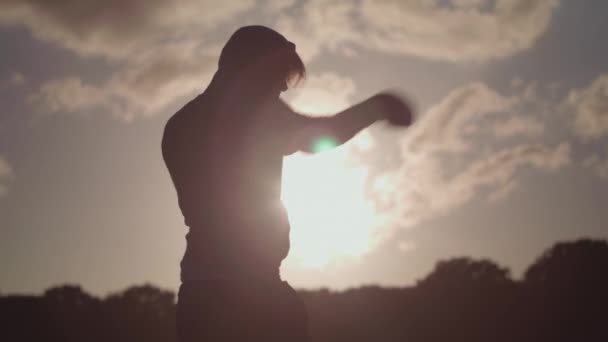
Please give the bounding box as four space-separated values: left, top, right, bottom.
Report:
2 238 607 342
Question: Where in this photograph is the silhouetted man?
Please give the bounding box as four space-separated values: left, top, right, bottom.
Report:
162 25 412 341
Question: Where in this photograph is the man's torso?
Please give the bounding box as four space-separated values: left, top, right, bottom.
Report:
162 87 294 281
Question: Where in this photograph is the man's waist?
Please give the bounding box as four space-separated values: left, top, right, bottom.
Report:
181 197 288 226
180 244 281 283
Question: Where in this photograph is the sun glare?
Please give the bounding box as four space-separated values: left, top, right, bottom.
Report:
281 147 384 268
280 88 387 268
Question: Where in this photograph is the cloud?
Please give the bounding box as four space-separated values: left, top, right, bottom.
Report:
0 0 254 60
7 1 560 120
567 73 608 181
493 115 545 138
1 0 559 64
1 1 252 119
391 141 570 227
568 74 608 140
0 156 14 197
400 80 555 158
29 41 217 120
450 0 487 9
29 76 106 114
275 0 559 63
361 81 570 230
402 82 514 154
351 73 608 244
262 0 298 14
361 0 559 62
105 41 217 119
447 142 570 202
275 0 361 61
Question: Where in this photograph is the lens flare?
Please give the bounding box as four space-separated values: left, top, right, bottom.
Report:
311 137 338 153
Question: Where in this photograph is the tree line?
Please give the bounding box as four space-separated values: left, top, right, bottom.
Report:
2 238 607 341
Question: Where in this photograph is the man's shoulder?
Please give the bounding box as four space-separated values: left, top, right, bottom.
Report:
165 94 208 133
162 96 202 151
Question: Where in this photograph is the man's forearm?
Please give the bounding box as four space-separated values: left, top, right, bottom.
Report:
327 96 385 145
284 96 386 154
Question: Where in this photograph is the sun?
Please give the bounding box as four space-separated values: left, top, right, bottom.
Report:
281 144 383 268
280 85 387 268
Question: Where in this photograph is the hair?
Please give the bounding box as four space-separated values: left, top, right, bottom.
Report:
283 43 306 87
218 26 306 88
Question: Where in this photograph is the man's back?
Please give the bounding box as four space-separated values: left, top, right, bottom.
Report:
162 81 292 281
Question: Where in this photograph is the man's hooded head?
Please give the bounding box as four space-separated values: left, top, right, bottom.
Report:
218 26 305 90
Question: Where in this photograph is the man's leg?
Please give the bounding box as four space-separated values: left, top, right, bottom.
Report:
279 280 310 342
176 282 247 342
176 279 309 342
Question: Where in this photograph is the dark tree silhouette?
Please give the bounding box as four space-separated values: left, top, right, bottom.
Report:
2 238 607 342
0 294 52 341
523 239 608 342
43 285 103 342
104 284 176 342
405 258 517 342
302 286 411 342
417 257 512 289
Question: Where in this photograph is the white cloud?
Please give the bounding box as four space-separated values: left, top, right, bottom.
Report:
0 0 254 60
568 74 608 140
402 82 514 154
29 76 106 114
262 0 297 13
6 1 561 120
399 80 553 164
447 142 570 202
450 0 486 9
275 0 559 63
390 141 570 228
1 0 252 119
6 1 557 64
275 0 361 61
567 74 608 182
105 42 217 120
363 0 559 62
0 157 14 197
493 115 545 138
360 81 571 230
29 41 217 120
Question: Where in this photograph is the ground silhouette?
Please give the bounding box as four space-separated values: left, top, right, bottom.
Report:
2 238 607 341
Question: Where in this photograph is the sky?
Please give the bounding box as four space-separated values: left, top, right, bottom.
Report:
1 0 607 296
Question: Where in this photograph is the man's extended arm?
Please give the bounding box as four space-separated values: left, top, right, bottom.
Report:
282 93 412 154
